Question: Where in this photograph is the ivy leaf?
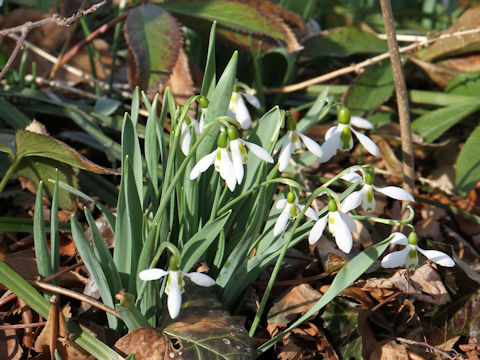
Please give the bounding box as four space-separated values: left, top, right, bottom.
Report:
124 4 182 94
163 285 254 360
160 0 304 52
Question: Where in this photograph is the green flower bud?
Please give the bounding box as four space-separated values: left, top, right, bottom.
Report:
286 192 296 204
338 107 351 125
217 131 228 148
365 169 375 185
227 125 239 141
408 232 418 245
286 116 297 131
328 198 338 212
199 96 209 108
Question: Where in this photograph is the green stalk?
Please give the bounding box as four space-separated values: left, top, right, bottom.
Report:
0 155 23 194
108 0 127 91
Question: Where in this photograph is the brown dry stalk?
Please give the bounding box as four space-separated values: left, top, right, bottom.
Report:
380 0 415 203
49 296 60 360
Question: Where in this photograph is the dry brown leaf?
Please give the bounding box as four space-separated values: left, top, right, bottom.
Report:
409 56 457 89
376 138 403 183
2 250 38 286
0 326 23 360
363 264 451 305
163 47 194 106
34 303 90 359
415 205 448 243
114 327 179 360
437 54 480 73
267 284 322 325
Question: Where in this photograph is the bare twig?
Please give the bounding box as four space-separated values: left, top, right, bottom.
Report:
380 0 415 204
0 1 107 37
31 281 121 319
0 322 46 330
49 295 60 360
265 27 480 95
390 336 455 360
0 30 28 80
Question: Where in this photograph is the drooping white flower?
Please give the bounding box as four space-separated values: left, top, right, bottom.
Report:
342 168 414 212
227 125 273 184
139 266 215 319
308 197 359 253
227 87 260 130
381 232 455 269
180 99 208 156
319 107 380 163
278 116 323 172
273 192 318 236
190 130 236 191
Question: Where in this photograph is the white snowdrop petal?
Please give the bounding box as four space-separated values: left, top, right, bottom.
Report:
242 93 261 108
278 136 293 172
350 116 374 129
308 215 328 245
180 122 191 156
139 268 169 281
331 212 353 253
417 247 455 267
381 247 410 268
230 140 244 185
361 185 376 213
341 191 363 213
190 151 217 179
298 132 323 158
351 128 380 157
318 133 340 163
298 204 319 221
325 126 337 140
339 211 357 233
390 232 409 245
184 272 216 286
219 149 236 191
244 140 273 163
234 95 251 130
274 204 292 236
167 285 182 319
341 172 362 183
275 198 287 209
373 186 414 202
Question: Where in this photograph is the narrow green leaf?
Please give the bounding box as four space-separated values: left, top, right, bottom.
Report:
115 292 150 331
121 114 143 208
124 4 182 94
180 211 231 272
411 101 480 142
445 71 480 96
145 94 159 209
130 87 140 127
456 124 480 195
50 170 60 278
0 98 31 129
200 22 217 99
93 97 121 116
34 181 52 281
0 217 70 233
71 216 119 329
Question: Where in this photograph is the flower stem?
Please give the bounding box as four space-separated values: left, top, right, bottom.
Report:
0 156 22 195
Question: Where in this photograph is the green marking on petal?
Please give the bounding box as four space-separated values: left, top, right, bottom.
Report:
290 205 298 218
328 216 335 225
367 188 374 203
408 248 417 259
340 126 351 150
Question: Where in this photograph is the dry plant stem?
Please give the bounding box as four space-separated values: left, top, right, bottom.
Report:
49 295 60 360
18 297 34 348
31 281 121 319
390 336 455 360
0 292 16 307
57 12 129 72
265 27 480 94
49 0 91 78
0 30 28 80
0 322 46 330
0 1 107 37
380 0 415 202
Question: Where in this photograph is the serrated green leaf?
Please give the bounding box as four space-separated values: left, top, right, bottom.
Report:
456 124 480 195
344 60 394 115
125 4 182 94
163 285 254 360
445 71 480 95
411 101 480 143
304 27 387 58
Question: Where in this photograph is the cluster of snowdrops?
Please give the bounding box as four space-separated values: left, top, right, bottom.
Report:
139 88 455 319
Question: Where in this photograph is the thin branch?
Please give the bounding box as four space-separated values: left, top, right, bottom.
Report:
265 27 480 94
0 1 107 37
0 322 46 330
389 336 455 360
31 281 121 319
380 0 415 201
0 29 28 80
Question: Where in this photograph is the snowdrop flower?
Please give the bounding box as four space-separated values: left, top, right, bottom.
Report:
227 125 273 185
274 191 318 236
227 86 260 130
342 168 414 212
190 130 236 191
139 258 215 319
278 116 323 172
308 197 358 253
381 232 455 269
319 107 380 163
180 97 209 156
